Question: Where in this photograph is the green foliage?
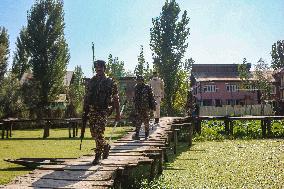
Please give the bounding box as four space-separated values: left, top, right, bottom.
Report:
150 0 190 115
238 58 273 114
193 120 225 141
271 120 284 138
139 176 170 189
26 0 70 114
12 27 30 80
238 58 252 90
134 45 152 81
193 120 284 141
106 54 125 80
21 76 41 118
0 73 27 118
106 54 127 104
163 140 284 188
0 26 9 85
172 70 188 115
254 58 273 115
271 40 284 70
68 66 85 114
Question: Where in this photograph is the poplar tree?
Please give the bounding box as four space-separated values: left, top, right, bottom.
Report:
150 0 190 115
0 27 9 85
271 40 284 70
238 58 252 89
26 0 70 116
134 45 151 81
106 54 125 80
68 66 85 113
254 58 272 115
12 27 30 80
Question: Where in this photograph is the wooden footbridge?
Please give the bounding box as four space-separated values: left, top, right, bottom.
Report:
1 115 282 188
1 117 185 189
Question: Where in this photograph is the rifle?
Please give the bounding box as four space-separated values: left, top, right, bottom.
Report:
108 101 127 143
79 110 88 150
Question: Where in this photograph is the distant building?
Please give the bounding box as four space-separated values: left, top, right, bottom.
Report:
272 68 284 115
191 64 258 106
20 71 74 106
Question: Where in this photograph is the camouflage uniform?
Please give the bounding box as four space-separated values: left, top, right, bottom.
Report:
84 75 118 155
133 81 155 139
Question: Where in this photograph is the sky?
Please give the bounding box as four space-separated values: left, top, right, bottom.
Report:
0 0 283 77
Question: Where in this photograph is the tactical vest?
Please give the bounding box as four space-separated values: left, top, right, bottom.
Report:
87 76 113 110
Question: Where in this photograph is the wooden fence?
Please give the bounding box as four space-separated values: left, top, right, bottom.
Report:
199 104 274 116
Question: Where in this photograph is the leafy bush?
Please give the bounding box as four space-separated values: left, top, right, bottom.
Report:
193 120 284 141
139 176 170 189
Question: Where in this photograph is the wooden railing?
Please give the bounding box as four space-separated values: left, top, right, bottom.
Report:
0 118 82 139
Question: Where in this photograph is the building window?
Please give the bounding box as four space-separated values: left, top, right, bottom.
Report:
226 84 239 92
203 85 217 92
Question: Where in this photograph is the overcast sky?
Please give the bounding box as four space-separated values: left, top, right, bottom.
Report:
1 0 283 77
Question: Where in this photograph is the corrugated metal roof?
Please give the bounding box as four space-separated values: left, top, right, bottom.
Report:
191 64 275 82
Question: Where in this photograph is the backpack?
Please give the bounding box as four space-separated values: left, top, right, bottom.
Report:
135 84 156 110
87 76 114 110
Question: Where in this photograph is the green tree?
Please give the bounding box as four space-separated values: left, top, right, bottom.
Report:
271 40 284 70
134 45 152 81
254 58 273 115
150 0 190 115
0 73 26 118
106 54 125 80
22 78 41 118
68 66 85 114
12 27 30 80
0 27 9 85
238 58 252 90
26 0 70 116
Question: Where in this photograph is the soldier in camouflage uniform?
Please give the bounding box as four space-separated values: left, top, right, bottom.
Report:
82 60 120 165
133 75 156 140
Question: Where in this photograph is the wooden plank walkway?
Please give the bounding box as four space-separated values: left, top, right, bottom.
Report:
0 117 175 189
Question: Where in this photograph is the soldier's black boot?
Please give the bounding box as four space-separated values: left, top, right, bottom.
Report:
155 118 159 124
145 131 149 140
102 144 110 159
92 153 101 165
132 132 140 140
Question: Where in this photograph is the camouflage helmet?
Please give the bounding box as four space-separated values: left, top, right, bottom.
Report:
94 60 106 69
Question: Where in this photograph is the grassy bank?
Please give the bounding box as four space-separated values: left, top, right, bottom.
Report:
141 139 284 188
0 127 131 185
